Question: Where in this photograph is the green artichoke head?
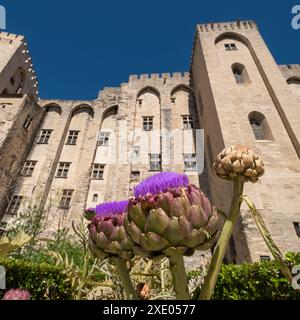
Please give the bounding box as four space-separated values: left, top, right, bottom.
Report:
125 172 219 257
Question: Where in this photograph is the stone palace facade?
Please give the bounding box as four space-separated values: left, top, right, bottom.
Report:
0 20 299 263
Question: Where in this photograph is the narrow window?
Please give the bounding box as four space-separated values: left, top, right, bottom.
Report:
91 164 105 180
97 132 110 146
149 154 161 171
233 69 243 83
143 117 153 131
37 129 52 144
182 115 194 129
250 118 264 140
183 154 197 171
21 161 37 177
56 162 71 178
23 115 33 132
131 171 140 182
59 190 73 209
232 63 249 84
293 222 300 238
66 131 79 145
6 195 23 214
248 111 273 141
92 194 98 203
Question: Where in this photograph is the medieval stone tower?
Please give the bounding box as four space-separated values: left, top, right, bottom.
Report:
0 21 299 263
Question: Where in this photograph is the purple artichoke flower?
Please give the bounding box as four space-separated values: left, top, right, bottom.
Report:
2 289 31 300
125 172 219 257
88 200 134 260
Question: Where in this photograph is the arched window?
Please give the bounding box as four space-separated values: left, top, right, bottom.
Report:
231 63 250 84
248 111 273 141
71 104 94 118
44 103 62 115
287 77 300 85
250 118 264 140
103 105 118 121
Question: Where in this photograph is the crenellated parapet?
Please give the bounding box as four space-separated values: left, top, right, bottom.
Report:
0 31 38 100
278 64 300 81
197 20 257 33
128 72 190 82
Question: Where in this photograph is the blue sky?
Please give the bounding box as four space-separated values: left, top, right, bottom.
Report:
1 0 300 100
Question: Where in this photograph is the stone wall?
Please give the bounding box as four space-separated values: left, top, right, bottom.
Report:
191 21 300 262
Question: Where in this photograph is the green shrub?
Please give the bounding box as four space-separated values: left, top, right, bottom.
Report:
0 257 74 300
213 261 300 300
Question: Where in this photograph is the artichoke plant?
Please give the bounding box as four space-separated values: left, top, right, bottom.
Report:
200 144 265 300
87 201 138 300
125 172 219 299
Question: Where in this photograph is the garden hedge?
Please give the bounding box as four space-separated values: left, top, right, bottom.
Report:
0 257 74 300
213 261 300 300
1 258 299 300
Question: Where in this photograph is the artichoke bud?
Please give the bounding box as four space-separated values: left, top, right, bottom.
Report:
214 144 265 183
87 200 134 259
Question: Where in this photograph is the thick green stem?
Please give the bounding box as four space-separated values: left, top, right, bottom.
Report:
199 177 244 300
168 253 190 300
114 257 139 300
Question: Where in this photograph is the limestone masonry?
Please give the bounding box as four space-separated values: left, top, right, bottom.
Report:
0 21 299 263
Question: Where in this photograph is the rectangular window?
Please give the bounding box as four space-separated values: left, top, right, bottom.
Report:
21 161 37 177
98 132 110 146
225 43 237 51
91 164 105 180
6 195 23 214
182 115 194 129
149 154 161 171
37 129 52 144
131 171 140 182
92 194 98 203
143 117 153 131
56 162 71 178
66 131 79 145
184 154 197 171
23 115 33 132
294 222 300 237
59 190 73 209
